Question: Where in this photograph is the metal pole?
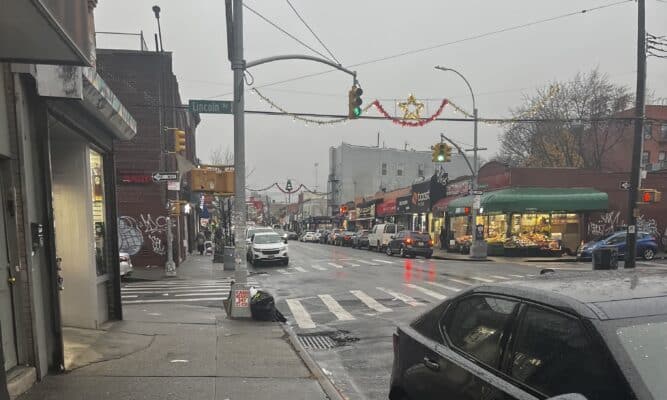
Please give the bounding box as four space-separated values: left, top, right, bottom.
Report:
626 0 647 268
232 0 248 285
165 215 176 275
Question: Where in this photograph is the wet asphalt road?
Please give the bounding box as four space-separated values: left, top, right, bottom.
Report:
250 241 571 400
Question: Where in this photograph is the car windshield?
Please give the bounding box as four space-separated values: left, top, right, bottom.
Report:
248 228 272 238
254 234 282 244
608 316 667 400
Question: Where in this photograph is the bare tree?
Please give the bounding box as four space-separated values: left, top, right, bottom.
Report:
209 145 234 165
499 69 632 168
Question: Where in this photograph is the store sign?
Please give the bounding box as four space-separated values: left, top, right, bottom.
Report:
357 202 376 219
119 173 153 184
168 181 180 191
447 180 471 196
377 199 397 217
411 180 431 213
396 196 412 214
234 289 250 307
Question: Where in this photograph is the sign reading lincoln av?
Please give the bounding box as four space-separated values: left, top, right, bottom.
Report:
189 99 232 114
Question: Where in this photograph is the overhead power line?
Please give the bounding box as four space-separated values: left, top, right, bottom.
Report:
242 3 334 63
285 0 341 64
208 0 632 99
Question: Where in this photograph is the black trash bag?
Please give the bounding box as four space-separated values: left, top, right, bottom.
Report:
250 290 286 322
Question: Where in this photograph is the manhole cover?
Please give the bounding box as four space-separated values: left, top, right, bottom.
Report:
297 334 337 350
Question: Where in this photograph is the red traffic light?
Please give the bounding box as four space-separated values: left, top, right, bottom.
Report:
639 189 662 203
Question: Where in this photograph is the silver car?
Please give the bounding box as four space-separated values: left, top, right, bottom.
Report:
248 232 289 266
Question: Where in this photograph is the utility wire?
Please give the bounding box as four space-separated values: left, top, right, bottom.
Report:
209 0 632 99
243 3 334 63
285 0 341 65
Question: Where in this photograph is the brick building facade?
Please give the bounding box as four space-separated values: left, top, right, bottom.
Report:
97 49 199 267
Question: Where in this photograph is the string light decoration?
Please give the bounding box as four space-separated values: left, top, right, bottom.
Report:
251 88 373 125
246 182 331 195
398 94 425 120
371 99 449 127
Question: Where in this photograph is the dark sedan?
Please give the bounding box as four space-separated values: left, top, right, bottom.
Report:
385 230 433 258
352 230 370 249
390 270 667 400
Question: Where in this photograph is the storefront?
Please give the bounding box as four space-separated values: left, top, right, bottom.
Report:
353 201 376 230
376 198 397 223
446 187 608 256
410 180 431 232
431 179 471 249
395 196 412 229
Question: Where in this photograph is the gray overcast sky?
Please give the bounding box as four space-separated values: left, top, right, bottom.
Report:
95 0 667 196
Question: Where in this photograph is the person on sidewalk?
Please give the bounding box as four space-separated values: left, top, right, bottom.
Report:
196 231 206 255
440 226 447 250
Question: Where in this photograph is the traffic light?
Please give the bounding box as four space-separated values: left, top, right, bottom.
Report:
340 205 348 214
174 129 186 153
639 189 662 203
432 143 452 162
443 144 452 162
286 179 293 192
431 143 440 162
348 85 363 119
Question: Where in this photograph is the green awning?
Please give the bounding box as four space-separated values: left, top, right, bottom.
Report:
447 187 608 214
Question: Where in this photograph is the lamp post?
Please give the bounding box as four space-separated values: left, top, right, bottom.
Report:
434 66 486 259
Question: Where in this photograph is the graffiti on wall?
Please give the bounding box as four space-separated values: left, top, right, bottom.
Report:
118 214 169 256
588 211 662 244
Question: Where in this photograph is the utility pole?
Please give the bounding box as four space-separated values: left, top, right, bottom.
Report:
626 0 647 268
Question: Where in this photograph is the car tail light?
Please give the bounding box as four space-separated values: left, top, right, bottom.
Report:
405 238 412 245
428 240 433 247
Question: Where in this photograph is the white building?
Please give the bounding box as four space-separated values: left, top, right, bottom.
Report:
328 142 470 211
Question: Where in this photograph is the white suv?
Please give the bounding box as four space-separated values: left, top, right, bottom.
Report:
368 223 403 252
248 232 289 266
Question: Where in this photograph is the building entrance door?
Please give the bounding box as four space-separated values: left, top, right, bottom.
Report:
0 184 18 371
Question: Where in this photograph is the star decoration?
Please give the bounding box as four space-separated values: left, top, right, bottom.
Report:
398 94 425 120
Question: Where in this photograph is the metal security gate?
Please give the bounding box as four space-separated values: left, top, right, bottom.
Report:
0 184 17 371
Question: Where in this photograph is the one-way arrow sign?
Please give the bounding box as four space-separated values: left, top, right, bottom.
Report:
152 171 179 182
620 181 631 191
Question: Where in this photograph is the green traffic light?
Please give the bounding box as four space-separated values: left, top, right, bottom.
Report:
353 107 362 117
437 154 445 162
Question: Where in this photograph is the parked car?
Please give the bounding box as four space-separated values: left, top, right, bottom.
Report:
577 231 658 260
352 230 370 249
286 231 299 240
385 230 433 258
302 231 318 243
327 229 342 245
335 231 356 246
274 228 288 242
368 223 403 252
319 230 330 244
119 252 133 277
390 270 667 400
247 232 289 266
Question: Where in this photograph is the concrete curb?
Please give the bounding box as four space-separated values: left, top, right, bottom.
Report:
280 323 347 400
432 255 494 262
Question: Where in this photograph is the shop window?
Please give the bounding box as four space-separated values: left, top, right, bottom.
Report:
484 214 507 245
397 164 403 176
381 163 387 176
662 124 667 140
417 163 425 177
90 150 107 276
659 151 666 161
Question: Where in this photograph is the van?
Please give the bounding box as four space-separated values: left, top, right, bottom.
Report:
367 223 403 252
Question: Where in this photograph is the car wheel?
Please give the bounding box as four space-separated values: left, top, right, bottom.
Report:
643 248 655 261
386 246 392 256
425 254 432 259
399 247 406 258
283 258 289 266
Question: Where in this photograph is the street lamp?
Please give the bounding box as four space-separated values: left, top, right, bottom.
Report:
434 66 486 259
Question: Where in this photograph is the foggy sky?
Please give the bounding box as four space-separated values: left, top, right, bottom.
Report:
95 0 667 197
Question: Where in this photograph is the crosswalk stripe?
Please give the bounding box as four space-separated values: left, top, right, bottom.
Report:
285 299 316 329
328 263 344 269
373 259 394 264
319 295 355 321
509 274 525 278
376 287 421 307
123 297 225 304
345 262 361 267
426 282 461 292
350 290 391 313
356 260 376 265
173 292 227 297
471 276 494 283
448 278 473 286
311 265 326 271
405 284 447 300
121 295 138 299
490 275 510 280
294 267 307 273
277 269 290 275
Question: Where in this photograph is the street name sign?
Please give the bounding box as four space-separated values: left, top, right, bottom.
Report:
619 181 631 190
189 99 232 114
152 171 179 182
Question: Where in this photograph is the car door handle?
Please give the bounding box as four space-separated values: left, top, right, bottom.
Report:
423 356 440 371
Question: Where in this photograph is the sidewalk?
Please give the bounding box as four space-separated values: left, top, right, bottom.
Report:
18 256 329 400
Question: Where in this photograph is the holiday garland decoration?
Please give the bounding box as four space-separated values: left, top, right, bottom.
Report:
246 182 330 195
370 98 449 127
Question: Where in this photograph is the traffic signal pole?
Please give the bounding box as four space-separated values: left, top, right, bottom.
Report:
626 0 646 268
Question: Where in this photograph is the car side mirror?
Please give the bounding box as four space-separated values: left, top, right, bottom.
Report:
546 394 587 400
390 235 395 239
284 239 288 244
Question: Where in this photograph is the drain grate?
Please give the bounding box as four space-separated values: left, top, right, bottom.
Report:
297 334 337 350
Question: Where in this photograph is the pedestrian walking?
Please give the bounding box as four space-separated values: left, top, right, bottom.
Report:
196 231 206 255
